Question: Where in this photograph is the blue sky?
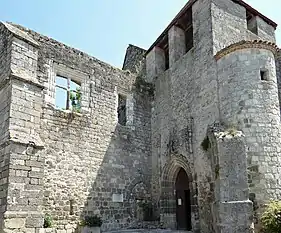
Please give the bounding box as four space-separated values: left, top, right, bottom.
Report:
1 0 280 68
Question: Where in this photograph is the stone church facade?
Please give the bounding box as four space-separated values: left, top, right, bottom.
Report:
0 0 281 232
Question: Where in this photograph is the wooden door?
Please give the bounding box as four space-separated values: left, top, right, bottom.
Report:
175 168 192 230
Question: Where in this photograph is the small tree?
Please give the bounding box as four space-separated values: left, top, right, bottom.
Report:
260 201 281 233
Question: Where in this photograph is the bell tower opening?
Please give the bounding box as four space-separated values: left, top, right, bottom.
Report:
175 168 192 231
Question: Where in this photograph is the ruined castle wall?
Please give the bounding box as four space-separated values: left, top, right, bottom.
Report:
211 0 276 55
122 44 146 75
217 47 281 220
12 26 153 232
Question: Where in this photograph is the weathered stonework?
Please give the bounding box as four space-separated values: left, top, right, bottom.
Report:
0 0 280 233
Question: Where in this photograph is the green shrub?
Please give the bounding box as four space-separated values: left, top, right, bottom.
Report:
43 214 53 228
201 136 210 151
260 201 281 233
80 215 102 227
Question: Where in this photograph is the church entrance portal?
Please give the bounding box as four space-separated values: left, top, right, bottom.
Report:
175 168 192 230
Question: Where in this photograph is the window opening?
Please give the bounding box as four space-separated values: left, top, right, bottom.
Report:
247 11 258 35
69 199 74 215
260 69 269 81
118 94 127 126
158 36 169 70
185 26 193 52
164 45 169 70
177 8 193 53
55 75 81 112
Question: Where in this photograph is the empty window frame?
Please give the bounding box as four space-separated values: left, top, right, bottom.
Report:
118 94 127 126
55 75 81 111
260 69 269 81
158 36 169 71
185 26 193 52
247 11 258 35
164 45 169 70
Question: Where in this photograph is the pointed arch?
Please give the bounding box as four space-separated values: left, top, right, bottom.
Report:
159 154 199 230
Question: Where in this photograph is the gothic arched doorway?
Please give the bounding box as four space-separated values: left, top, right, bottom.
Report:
175 168 192 230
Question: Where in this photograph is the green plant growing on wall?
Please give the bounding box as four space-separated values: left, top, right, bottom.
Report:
226 126 238 136
260 201 281 233
80 215 102 227
43 214 53 228
201 136 210 151
70 87 81 113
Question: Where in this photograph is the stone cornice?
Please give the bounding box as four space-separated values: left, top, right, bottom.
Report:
2 22 39 48
215 40 279 61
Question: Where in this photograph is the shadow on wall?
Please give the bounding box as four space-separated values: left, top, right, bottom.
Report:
41 79 158 232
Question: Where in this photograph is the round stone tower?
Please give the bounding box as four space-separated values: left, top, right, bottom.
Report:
215 40 281 217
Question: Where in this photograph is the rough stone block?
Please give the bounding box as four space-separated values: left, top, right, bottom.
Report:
25 216 43 228
218 200 253 233
24 228 36 233
4 218 26 229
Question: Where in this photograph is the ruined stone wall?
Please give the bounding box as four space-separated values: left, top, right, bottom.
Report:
10 24 152 232
211 0 276 55
217 46 281 227
208 126 253 233
122 44 146 75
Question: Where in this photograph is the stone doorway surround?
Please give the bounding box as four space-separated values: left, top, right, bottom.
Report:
159 154 199 232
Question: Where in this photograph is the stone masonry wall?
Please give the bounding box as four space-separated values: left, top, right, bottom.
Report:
276 54 281 115
208 127 253 233
0 83 11 227
0 24 47 233
10 24 152 232
0 23 12 83
217 47 281 227
211 0 276 55
0 0 279 232
148 0 278 232
0 24 12 230
122 44 146 75
149 0 220 232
